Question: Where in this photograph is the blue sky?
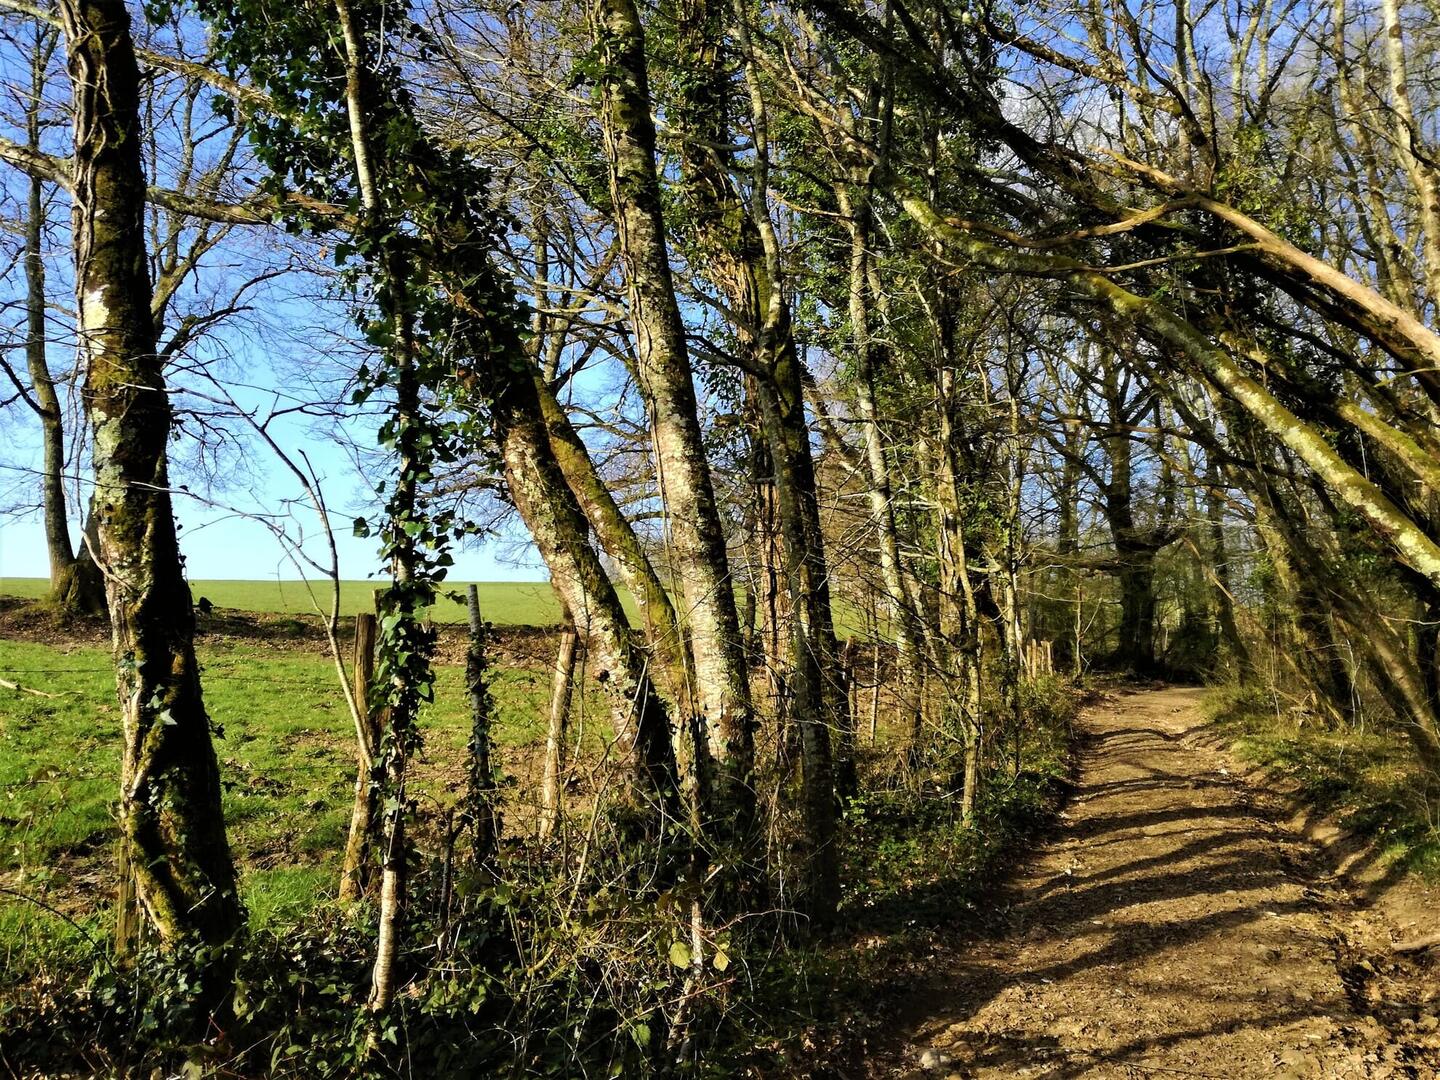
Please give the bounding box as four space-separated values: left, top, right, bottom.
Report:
0 416 548 583
0 246 548 586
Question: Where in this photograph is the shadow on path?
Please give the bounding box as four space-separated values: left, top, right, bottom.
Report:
869 687 1431 1080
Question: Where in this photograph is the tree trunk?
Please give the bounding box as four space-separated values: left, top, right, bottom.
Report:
21 27 105 618
536 375 691 707
751 365 842 917
748 406 787 717
59 0 242 1020
1099 361 1163 676
492 369 678 808
591 0 756 839
1297 594 1358 722
58 503 108 617
1248 480 1358 726
839 183 926 751
1115 549 1160 675
326 0 424 1015
539 619 580 840
1377 0 1440 301
935 366 985 821
366 352 421 1018
1205 463 1250 675
25 160 73 598
1267 492 1440 779
670 0 842 917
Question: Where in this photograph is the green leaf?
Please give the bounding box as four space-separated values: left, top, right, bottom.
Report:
668 940 691 968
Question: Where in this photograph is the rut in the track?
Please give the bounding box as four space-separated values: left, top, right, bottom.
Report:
883 686 1439 1080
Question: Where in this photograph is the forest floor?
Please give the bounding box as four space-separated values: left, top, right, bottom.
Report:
870 685 1440 1080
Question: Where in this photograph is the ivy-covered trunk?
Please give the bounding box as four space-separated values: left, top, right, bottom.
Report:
58 0 242 1011
591 0 756 839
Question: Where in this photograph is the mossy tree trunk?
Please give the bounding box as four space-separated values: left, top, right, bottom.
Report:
591 0 757 842
536 375 691 709
669 0 842 919
58 0 242 1016
490 370 679 808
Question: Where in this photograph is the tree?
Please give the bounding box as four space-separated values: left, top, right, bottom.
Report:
57 0 242 1022
667 0 841 918
590 0 758 845
0 19 106 615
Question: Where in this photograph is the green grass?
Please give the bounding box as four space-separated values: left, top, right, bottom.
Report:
0 577 580 625
0 578 879 634
1205 685 1440 879
0 633 612 958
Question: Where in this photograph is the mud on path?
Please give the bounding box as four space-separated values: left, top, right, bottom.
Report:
878 686 1440 1080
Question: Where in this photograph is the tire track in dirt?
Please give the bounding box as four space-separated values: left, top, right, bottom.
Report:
880 686 1439 1079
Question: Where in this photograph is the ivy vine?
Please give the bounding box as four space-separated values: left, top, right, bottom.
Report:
162 0 523 865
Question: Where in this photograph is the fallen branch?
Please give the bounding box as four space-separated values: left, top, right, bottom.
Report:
0 676 54 698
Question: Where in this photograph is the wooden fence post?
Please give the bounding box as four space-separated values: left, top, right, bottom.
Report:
340 611 380 903
465 585 500 864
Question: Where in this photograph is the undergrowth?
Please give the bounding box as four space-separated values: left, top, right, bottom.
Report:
713 675 1081 1077
1204 685 1440 879
0 675 1081 1078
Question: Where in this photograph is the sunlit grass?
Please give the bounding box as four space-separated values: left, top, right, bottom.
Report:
0 577 576 625
1205 686 1440 879
0 633 611 957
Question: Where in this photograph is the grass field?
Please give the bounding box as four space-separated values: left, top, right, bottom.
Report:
0 571 874 979
0 631 613 966
0 577 576 625
0 578 879 634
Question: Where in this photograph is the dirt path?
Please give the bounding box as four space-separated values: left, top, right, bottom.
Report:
881 686 1440 1080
